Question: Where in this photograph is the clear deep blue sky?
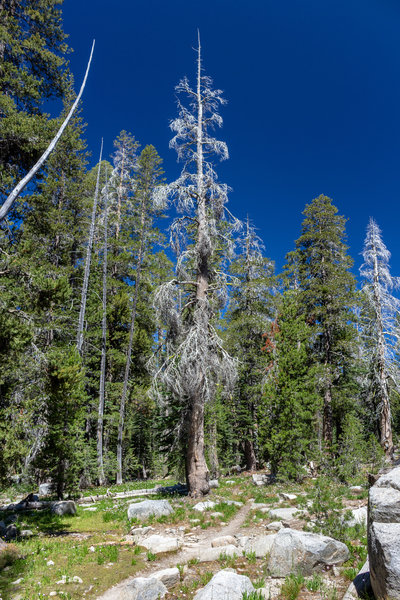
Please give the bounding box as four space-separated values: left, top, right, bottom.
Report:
61 0 400 277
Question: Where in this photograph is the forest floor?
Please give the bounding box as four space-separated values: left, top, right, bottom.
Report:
0 472 371 600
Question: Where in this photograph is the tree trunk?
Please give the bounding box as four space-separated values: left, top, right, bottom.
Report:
186 34 210 497
76 139 103 354
116 198 147 484
186 393 210 497
208 410 219 479
97 173 108 485
372 234 393 456
244 435 257 472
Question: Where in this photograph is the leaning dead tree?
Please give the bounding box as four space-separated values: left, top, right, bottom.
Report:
360 217 400 457
76 140 103 354
0 40 95 221
152 34 239 497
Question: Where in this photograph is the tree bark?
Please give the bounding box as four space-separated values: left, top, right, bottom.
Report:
76 139 103 354
186 33 210 497
372 231 393 456
97 172 108 485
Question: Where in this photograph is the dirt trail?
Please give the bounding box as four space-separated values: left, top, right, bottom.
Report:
96 501 254 599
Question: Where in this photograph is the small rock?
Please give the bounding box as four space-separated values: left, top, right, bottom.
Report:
51 500 77 516
139 534 182 554
83 507 97 512
5 524 18 540
211 535 237 548
46 560 55 566
225 480 236 484
127 499 173 521
266 521 283 531
187 544 238 563
152 567 180 588
349 486 363 494
12 578 23 585
49 593 57 597
193 569 254 600
343 506 367 527
193 500 215 512
269 507 299 520
20 529 34 538
209 479 219 489
39 483 53 496
130 526 153 536
72 576 83 583
123 576 167 599
89 546 95 552
210 512 224 518
280 493 297 501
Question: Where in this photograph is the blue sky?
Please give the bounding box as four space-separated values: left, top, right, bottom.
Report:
61 0 400 277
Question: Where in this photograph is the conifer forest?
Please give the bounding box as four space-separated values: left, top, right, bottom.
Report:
1 0 399 500
4 3 400 599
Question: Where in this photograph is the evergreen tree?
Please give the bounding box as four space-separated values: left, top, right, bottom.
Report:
224 219 274 470
287 195 357 446
261 290 319 479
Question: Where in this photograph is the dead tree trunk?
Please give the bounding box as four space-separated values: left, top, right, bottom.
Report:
186 36 210 498
76 139 103 354
372 236 393 456
0 41 95 221
97 172 109 485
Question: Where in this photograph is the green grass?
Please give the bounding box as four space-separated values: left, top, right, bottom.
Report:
280 573 305 600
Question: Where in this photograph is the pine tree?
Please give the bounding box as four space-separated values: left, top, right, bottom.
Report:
287 195 357 446
224 219 274 470
261 290 319 479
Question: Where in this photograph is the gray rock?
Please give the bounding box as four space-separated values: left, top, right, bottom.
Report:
39 483 53 496
343 506 368 527
51 500 77 516
139 534 182 554
130 526 153 536
186 544 238 563
369 522 400 599
369 486 400 523
252 473 268 486
375 466 400 491
192 500 215 512
193 569 254 600
243 534 276 558
268 528 349 577
221 499 243 507
266 521 283 531
349 486 364 494
210 512 224 519
5 524 18 540
20 530 34 538
123 577 168 599
152 567 180 588
209 479 219 489
127 500 173 521
280 493 297 501
342 559 371 600
211 535 237 548
269 507 299 520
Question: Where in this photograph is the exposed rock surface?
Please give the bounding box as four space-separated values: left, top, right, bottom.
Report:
127 500 173 521
186 544 238 563
138 534 182 554
243 534 276 558
39 483 52 496
209 479 219 489
192 500 215 512
266 521 283 531
269 507 299 520
267 528 349 576
151 567 180 588
368 467 400 600
193 569 254 600
51 500 77 516
99 576 167 600
211 535 237 548
343 506 368 527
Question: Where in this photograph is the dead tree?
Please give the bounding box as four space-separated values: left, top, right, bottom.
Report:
153 34 239 497
0 41 95 221
360 218 400 457
76 139 103 354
